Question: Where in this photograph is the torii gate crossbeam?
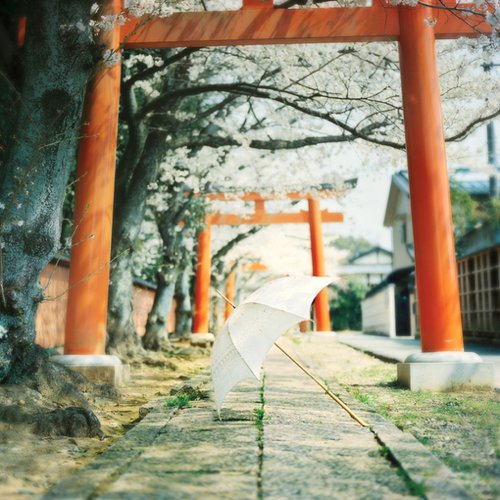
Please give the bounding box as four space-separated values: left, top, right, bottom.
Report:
62 0 494 390
120 1 488 48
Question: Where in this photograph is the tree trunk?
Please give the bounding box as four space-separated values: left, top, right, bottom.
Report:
106 254 144 357
142 210 187 350
142 270 177 351
106 129 167 355
174 265 193 339
0 0 93 382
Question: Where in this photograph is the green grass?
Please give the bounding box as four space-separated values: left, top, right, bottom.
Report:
254 408 265 421
254 405 265 450
352 390 375 406
164 394 194 409
259 374 266 405
378 445 390 459
379 442 426 497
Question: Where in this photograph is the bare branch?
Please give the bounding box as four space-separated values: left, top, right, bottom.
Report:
445 108 500 143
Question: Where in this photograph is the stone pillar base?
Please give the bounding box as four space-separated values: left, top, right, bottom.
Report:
51 354 129 387
397 351 494 391
190 333 215 347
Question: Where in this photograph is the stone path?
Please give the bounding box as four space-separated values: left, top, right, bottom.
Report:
44 340 470 499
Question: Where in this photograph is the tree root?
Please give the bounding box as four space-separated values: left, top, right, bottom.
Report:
0 344 115 439
0 404 104 439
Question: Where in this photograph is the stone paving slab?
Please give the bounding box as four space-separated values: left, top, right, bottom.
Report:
44 340 471 499
96 385 260 500
43 401 179 499
262 351 411 500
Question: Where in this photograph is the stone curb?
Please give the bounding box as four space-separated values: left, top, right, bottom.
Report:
369 413 471 500
42 371 212 499
336 336 407 363
293 349 471 500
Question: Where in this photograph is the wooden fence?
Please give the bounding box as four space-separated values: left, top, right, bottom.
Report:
458 246 500 345
35 261 175 348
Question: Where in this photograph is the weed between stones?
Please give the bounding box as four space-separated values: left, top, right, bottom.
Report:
255 373 266 500
377 441 426 498
164 383 207 409
397 470 427 498
164 394 193 409
254 408 265 450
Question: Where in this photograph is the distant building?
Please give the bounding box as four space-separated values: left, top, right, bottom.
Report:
361 171 419 337
362 167 499 342
361 266 415 338
383 172 415 271
336 246 393 287
383 168 491 271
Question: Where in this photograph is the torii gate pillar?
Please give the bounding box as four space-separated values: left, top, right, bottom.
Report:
397 4 492 389
307 198 332 332
191 224 215 345
53 0 126 386
224 271 236 321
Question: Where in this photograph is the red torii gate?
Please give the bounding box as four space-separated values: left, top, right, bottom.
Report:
191 192 344 343
62 0 493 388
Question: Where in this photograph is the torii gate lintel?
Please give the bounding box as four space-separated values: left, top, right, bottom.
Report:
120 0 489 48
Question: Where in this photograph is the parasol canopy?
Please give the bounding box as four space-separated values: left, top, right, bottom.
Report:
211 276 335 411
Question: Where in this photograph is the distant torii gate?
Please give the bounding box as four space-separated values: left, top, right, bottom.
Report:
191 192 344 340
62 0 493 389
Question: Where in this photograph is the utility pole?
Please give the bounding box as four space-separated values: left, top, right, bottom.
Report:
483 62 499 197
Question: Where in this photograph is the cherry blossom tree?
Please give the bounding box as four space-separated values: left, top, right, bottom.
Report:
141 180 206 350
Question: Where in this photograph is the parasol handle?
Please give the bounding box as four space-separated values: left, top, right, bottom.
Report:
215 289 369 428
272 342 369 427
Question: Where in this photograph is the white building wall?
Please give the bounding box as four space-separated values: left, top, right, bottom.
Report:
354 252 392 266
361 284 396 337
392 195 414 270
